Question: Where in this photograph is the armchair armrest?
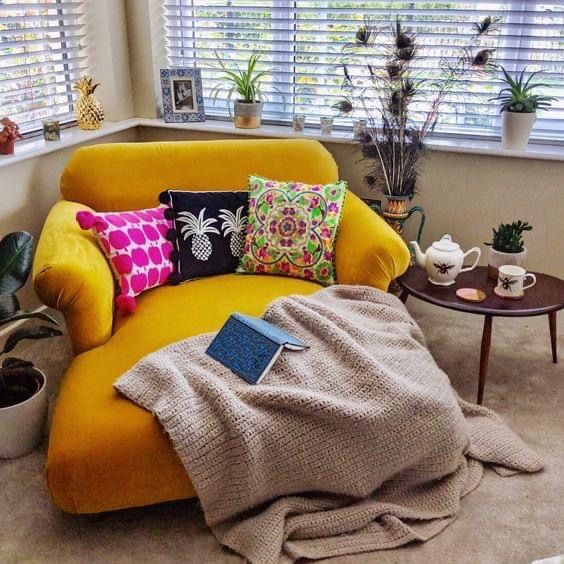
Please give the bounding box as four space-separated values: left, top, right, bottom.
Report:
33 201 115 354
335 192 410 290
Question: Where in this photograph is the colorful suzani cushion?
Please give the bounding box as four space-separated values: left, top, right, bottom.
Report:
76 207 174 314
237 176 346 285
159 190 249 284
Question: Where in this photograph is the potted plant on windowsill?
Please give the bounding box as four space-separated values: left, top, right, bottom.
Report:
211 52 271 129
0 117 23 155
0 232 63 458
490 67 556 150
485 220 532 280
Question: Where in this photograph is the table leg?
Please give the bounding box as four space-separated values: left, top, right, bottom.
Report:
549 311 557 363
477 315 493 405
399 290 409 304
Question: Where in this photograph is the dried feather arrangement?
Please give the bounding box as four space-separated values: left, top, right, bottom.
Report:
336 15 500 198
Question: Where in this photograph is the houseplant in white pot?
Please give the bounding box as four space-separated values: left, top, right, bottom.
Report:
491 67 556 150
211 52 270 129
0 231 62 458
485 220 532 280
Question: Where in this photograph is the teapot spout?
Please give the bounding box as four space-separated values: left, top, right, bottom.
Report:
410 241 425 267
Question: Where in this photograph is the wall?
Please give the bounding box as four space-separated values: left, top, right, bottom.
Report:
0 129 138 309
84 0 134 121
138 126 564 278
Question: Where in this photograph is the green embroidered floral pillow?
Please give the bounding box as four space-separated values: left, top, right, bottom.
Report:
237 176 346 285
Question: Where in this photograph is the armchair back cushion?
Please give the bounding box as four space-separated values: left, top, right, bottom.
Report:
61 139 339 211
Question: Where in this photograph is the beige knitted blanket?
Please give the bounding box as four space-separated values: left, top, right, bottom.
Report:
115 285 542 563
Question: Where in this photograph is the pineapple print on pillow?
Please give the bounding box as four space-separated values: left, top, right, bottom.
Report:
219 206 248 257
237 176 346 286
177 208 220 261
160 190 249 283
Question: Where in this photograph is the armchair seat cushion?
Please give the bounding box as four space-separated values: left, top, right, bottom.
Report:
46 274 321 514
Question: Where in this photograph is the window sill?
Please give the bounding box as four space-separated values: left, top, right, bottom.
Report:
0 118 139 169
1 117 562 170
137 118 564 162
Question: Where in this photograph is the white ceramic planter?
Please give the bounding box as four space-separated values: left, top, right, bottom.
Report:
488 247 527 280
0 369 48 458
501 111 536 150
233 101 263 129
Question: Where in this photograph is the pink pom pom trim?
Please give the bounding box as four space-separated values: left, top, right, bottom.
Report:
76 211 108 231
115 294 137 314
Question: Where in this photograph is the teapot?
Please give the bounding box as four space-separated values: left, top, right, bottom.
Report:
410 235 481 286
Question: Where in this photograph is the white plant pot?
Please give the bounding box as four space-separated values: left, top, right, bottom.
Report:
501 111 536 150
488 247 527 280
0 369 47 458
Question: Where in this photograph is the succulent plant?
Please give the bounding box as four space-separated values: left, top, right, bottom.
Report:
490 67 556 113
486 220 532 253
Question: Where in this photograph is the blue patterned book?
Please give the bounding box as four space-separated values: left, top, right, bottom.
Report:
206 313 308 384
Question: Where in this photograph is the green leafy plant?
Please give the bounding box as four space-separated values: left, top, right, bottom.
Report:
210 52 270 106
486 220 532 253
490 67 556 113
0 232 62 408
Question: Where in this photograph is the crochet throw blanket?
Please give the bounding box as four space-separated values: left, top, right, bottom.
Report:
115 285 542 563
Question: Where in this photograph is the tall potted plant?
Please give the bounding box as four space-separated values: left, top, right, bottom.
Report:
490 67 556 150
0 232 62 458
485 220 532 280
335 16 499 240
211 52 270 129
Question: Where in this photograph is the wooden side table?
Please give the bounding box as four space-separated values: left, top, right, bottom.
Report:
397 266 564 405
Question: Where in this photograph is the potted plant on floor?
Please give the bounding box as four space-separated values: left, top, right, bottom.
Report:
0 117 23 155
0 232 62 458
490 67 556 150
334 16 499 242
485 220 532 280
211 52 270 129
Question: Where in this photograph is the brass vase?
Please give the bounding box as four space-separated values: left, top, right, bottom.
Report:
366 196 425 244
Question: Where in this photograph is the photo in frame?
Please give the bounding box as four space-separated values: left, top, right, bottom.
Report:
160 68 205 123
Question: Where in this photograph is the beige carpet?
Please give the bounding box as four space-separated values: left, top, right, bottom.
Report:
1 300 562 564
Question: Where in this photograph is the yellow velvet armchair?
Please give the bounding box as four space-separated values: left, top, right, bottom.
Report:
33 139 410 514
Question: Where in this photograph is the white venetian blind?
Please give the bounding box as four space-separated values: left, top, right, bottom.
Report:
164 1 564 143
0 0 87 135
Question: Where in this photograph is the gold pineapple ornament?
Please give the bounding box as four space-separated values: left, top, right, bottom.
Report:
73 77 104 130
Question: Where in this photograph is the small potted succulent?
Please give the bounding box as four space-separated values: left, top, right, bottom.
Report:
490 67 556 150
485 220 532 280
211 52 270 129
0 232 62 458
0 117 23 155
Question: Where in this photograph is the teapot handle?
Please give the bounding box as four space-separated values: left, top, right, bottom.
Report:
460 247 481 273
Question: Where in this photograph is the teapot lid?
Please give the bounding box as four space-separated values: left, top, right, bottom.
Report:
432 234 460 252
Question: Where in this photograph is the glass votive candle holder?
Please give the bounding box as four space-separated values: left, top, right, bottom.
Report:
42 119 60 141
353 118 368 140
320 117 334 136
292 114 306 133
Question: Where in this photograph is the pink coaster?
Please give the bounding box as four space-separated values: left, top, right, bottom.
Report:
456 288 486 303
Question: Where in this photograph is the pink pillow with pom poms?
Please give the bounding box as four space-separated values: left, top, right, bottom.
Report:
76 206 174 314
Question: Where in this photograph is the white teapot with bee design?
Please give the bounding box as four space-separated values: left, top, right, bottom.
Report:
410 235 481 286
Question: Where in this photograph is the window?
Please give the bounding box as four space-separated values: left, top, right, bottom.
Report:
164 1 564 143
0 0 87 135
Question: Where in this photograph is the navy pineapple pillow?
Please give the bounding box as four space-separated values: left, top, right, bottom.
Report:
159 190 249 284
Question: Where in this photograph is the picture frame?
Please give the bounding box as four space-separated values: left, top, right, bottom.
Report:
160 68 205 123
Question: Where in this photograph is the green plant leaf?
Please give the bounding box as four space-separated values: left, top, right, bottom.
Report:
0 231 34 295
2 357 33 369
0 309 60 328
2 325 63 354
0 294 19 322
